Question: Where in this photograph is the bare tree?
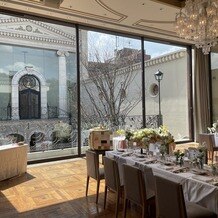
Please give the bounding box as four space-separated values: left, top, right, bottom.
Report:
80 47 145 128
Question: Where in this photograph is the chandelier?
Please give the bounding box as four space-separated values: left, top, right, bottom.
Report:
175 0 218 54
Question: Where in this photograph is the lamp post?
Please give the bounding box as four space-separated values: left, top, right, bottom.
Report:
154 70 163 127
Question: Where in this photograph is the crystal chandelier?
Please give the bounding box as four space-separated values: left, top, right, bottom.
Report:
175 0 218 54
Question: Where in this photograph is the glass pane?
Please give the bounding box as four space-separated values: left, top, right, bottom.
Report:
80 30 142 153
0 14 78 160
144 41 190 141
211 52 218 122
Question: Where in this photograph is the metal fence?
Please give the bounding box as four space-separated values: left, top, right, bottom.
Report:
0 109 160 152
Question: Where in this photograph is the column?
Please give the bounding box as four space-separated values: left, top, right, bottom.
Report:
11 84 19 120
57 50 69 118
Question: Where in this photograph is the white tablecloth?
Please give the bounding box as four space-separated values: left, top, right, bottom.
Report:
0 144 28 181
106 151 218 216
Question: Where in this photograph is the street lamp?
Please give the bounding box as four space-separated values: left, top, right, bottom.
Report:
154 70 163 127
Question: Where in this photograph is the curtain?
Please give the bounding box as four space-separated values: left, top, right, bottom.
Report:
194 48 211 140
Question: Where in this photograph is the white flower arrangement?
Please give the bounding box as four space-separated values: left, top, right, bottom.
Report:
207 121 218 134
116 125 175 149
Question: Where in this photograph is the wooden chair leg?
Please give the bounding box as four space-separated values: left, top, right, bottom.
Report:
86 176 89 196
123 198 128 218
104 185 107 209
96 179 100 204
115 192 120 218
212 151 214 164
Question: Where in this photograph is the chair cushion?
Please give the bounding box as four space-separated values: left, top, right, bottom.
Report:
186 202 217 218
99 168 105 180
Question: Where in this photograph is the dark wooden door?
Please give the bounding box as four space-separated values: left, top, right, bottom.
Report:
19 89 40 119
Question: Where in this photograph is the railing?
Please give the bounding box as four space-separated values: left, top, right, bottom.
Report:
47 106 58 118
0 106 70 120
0 105 160 129
81 114 160 130
0 104 11 120
0 108 160 152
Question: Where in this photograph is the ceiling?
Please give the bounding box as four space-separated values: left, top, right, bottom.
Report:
0 0 192 45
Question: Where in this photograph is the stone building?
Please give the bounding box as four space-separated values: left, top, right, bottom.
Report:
0 14 79 155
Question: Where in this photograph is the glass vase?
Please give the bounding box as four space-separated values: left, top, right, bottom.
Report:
199 159 204 169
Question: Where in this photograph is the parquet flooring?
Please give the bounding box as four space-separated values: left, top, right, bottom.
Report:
0 158 142 218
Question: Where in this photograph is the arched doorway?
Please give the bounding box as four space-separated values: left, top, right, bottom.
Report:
11 67 48 120
19 75 40 119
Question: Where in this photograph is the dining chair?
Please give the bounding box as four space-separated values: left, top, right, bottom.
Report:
85 150 104 204
154 175 216 218
199 133 218 164
143 166 156 200
103 156 123 218
123 164 155 218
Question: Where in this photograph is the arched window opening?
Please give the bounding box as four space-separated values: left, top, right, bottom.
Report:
19 75 40 119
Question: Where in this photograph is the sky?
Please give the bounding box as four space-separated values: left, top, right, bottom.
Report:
88 31 183 61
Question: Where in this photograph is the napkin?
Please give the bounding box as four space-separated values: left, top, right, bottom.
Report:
192 175 213 183
191 169 208 175
121 152 132 157
171 166 187 173
159 165 174 171
134 157 146 162
135 154 145 158
143 158 157 164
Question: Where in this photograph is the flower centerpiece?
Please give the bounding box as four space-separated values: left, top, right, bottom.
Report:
197 144 206 169
115 129 126 136
207 121 218 147
174 149 185 166
207 121 218 134
124 129 134 149
125 130 134 141
131 128 158 148
112 126 175 154
158 125 176 155
210 164 217 176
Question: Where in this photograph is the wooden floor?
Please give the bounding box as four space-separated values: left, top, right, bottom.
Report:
0 158 142 218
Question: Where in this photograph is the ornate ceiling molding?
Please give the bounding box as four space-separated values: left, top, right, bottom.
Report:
59 0 127 23
132 19 175 36
94 0 127 22
4 0 127 23
0 0 190 43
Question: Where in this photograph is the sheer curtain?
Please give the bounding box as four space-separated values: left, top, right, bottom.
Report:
194 48 211 140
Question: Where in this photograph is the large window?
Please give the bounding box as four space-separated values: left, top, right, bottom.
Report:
79 30 142 153
0 14 78 161
0 12 193 162
144 41 190 141
210 51 218 122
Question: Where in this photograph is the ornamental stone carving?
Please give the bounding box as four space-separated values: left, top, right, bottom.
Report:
57 50 69 57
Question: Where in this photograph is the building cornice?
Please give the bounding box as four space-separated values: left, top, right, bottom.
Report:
144 50 186 67
0 16 76 50
82 49 186 84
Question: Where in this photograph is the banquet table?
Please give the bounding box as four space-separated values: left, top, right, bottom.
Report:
106 150 218 216
0 144 28 181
